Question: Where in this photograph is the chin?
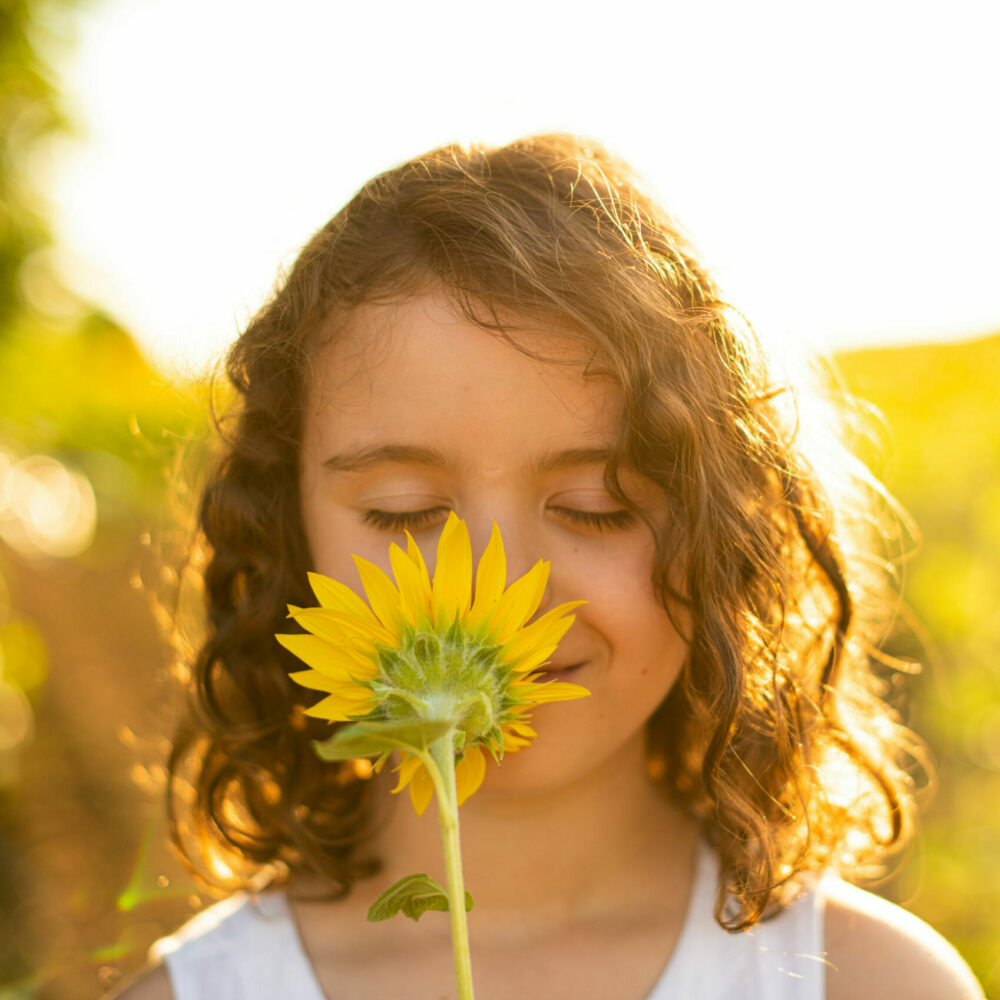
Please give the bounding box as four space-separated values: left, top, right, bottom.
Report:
472 725 647 805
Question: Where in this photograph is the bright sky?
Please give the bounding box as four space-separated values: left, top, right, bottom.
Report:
41 0 1000 376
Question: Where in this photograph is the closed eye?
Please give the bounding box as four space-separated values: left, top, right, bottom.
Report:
362 507 450 532
548 507 636 532
363 506 636 534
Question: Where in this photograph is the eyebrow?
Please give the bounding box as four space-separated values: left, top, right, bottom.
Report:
322 444 615 475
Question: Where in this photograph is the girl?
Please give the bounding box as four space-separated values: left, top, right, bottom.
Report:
117 134 982 999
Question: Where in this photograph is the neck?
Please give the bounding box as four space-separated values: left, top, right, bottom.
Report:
364 733 698 934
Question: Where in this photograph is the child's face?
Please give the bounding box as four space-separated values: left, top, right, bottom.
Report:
298 291 688 796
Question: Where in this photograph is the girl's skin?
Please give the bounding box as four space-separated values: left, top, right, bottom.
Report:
118 290 984 1000
292 291 699 999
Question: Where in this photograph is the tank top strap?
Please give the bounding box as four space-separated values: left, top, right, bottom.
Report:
647 842 828 1000
152 890 326 1000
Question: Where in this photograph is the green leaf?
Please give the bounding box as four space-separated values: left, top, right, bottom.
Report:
312 718 453 761
366 873 474 922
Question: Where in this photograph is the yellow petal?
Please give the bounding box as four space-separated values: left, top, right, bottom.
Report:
303 693 372 720
391 753 422 794
307 572 383 630
510 642 561 677
310 679 375 701
280 617 382 671
466 522 507 632
390 542 432 626
488 560 550 643
276 634 378 681
408 763 436 815
432 512 473 627
455 744 487 806
288 668 371 694
512 680 591 705
405 530 432 594
391 754 441 815
500 729 532 751
500 602 585 669
352 556 408 637
288 605 393 648
506 722 537 740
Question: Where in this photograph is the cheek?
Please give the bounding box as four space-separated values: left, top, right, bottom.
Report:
305 521 352 580
299 480 365 584
581 541 689 687
566 533 662 610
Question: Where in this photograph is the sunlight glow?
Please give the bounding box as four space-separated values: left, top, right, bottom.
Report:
41 0 1000 375
0 452 97 559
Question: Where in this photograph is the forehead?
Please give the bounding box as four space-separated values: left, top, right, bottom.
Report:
303 293 622 459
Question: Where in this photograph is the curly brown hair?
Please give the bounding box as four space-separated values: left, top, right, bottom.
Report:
167 133 920 929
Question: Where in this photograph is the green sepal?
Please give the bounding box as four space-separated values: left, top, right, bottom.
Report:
312 718 453 761
482 725 504 763
366 873 474 922
376 645 403 673
491 656 517 679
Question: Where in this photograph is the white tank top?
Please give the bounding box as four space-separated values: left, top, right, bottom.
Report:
152 843 828 999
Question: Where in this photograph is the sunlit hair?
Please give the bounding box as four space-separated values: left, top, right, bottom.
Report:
168 134 921 928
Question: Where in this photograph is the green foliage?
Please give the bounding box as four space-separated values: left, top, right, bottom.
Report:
836 332 1000 996
0 0 80 332
0 309 212 511
367 873 473 923
0 0 207 517
0 3 221 994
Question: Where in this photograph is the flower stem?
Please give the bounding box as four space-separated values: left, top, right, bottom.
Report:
427 735 476 1000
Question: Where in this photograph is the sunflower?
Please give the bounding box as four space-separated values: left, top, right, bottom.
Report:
277 512 589 815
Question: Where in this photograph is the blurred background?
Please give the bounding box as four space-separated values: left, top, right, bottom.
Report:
0 0 998 996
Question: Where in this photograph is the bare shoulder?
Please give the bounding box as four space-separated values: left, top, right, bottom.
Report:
823 878 984 1000
106 962 174 1000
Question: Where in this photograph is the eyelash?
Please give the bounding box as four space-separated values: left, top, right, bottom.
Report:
362 506 636 533
362 507 447 532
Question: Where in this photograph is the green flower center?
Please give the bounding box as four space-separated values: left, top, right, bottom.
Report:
372 619 509 748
